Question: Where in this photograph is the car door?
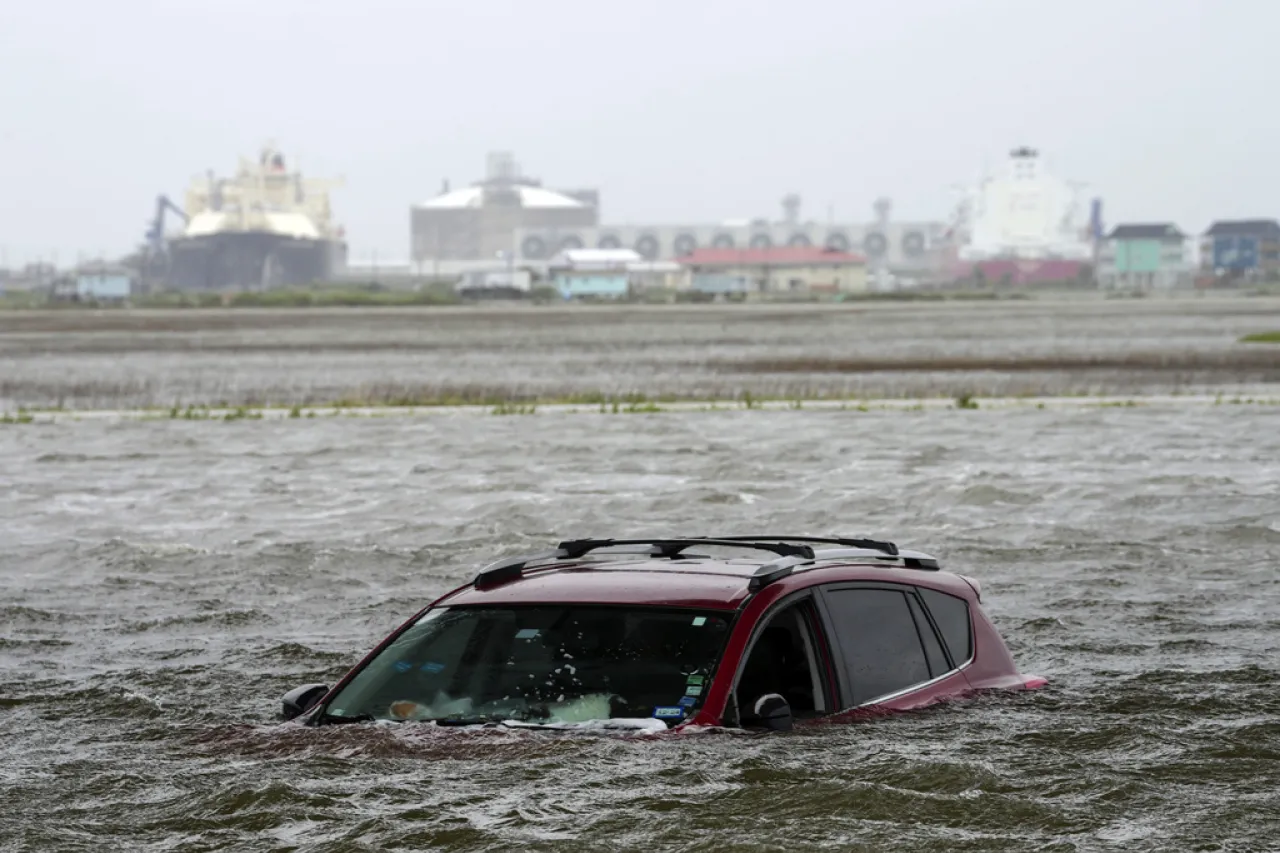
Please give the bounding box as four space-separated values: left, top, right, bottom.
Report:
813 581 966 710
727 592 840 725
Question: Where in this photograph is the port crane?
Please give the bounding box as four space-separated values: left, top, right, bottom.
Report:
145 194 188 255
130 194 188 291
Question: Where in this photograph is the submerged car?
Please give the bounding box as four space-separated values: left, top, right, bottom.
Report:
280 536 1046 731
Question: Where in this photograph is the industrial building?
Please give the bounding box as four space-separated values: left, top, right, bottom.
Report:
513 193 944 279
411 152 599 263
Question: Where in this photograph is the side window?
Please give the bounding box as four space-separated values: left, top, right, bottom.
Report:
822 588 931 705
734 601 828 720
905 593 948 677
919 588 973 665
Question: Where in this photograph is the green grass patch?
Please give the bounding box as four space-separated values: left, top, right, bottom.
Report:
491 401 537 416
1240 331 1280 343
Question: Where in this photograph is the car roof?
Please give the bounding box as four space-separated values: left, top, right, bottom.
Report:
442 560 760 609
434 538 976 611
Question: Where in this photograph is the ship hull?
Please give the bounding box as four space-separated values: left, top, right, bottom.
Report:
948 257 1090 286
165 232 345 291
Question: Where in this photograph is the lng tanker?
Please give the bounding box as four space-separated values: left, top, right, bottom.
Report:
162 144 346 290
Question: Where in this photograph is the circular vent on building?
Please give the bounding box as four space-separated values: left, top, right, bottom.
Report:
749 232 773 249
597 233 622 249
634 234 661 260
787 232 812 247
711 233 736 249
824 232 850 251
521 235 548 259
901 231 926 258
672 233 698 257
559 234 585 252
863 232 888 257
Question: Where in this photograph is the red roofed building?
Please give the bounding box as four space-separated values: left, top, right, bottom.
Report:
679 246 868 296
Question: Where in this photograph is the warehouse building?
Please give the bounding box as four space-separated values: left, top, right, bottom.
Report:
411 152 599 263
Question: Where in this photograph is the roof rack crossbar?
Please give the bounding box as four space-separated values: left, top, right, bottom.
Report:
472 539 819 590
698 535 900 557
556 538 816 561
469 537 930 592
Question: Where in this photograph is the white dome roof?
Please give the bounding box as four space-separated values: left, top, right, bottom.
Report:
418 185 585 210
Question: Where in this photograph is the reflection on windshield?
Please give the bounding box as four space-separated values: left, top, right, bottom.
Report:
321 605 732 727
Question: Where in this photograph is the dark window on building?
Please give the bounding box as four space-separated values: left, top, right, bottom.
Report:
919 588 973 665
823 588 931 705
906 592 948 677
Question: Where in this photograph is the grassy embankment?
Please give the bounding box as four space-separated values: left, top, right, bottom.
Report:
5 390 1280 426
0 285 463 311
0 284 1053 312
1241 331 1280 343
4 348 1280 420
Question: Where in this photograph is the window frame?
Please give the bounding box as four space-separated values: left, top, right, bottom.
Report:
812 581 969 709
321 602 739 724
726 590 839 726
917 586 975 671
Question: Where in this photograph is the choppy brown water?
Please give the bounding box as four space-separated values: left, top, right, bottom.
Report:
3 296 1280 410
3 401 1280 851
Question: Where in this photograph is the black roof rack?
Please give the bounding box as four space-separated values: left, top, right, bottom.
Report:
471 538 817 589
696 535 900 557
557 538 816 561
468 536 940 591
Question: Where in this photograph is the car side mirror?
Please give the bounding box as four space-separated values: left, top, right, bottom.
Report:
752 693 793 732
281 683 329 721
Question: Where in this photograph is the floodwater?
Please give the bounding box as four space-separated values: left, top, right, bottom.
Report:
3 403 1280 851
3 295 1280 410
3 298 1280 851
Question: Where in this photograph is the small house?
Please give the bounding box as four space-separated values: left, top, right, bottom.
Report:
1201 219 1280 280
1097 223 1191 290
679 247 868 296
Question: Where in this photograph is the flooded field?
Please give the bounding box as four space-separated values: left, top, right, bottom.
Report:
2 295 1280 410
2 297 1280 850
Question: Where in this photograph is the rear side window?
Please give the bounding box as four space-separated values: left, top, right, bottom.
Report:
906 593 948 677
822 588 931 705
919 588 973 665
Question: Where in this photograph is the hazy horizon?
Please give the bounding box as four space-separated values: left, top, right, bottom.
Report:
2 0 1277 267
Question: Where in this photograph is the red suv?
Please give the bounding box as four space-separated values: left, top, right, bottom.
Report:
281 537 1046 731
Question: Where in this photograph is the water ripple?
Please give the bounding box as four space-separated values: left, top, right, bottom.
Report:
2 406 1279 850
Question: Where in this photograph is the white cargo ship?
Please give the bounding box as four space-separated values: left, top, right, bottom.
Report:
164 144 346 290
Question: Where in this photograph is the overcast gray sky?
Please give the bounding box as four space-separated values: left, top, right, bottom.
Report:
2 0 1276 266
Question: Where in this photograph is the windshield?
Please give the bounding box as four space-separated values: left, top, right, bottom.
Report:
321 605 733 727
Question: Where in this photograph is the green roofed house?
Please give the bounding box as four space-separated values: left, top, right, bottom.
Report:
1097 223 1192 291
